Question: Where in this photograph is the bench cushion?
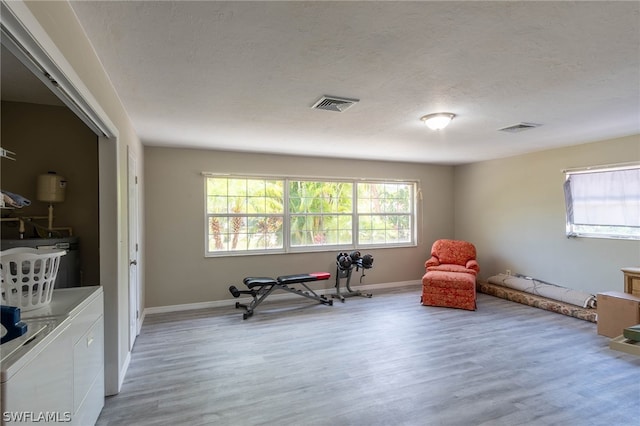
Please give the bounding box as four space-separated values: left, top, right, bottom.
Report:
277 272 330 284
243 277 277 288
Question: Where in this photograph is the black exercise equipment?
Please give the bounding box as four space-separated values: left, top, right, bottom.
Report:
336 252 352 269
332 251 374 302
229 272 333 319
361 254 374 268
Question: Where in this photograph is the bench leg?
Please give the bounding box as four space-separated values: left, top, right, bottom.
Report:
230 285 279 320
278 282 333 306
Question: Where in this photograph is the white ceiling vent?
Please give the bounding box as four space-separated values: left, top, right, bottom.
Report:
311 95 359 112
499 122 542 133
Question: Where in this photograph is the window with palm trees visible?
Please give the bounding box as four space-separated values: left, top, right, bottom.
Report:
357 182 414 245
289 180 353 247
205 176 416 255
206 177 284 253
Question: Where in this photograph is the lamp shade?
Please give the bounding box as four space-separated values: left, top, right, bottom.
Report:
36 172 66 203
421 113 455 130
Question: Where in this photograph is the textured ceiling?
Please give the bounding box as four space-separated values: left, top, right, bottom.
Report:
32 2 640 163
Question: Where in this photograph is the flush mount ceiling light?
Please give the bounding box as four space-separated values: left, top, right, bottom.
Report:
420 113 455 130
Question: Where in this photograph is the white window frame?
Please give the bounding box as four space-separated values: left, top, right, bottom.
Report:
205 176 286 255
563 162 640 240
204 174 417 256
356 181 416 247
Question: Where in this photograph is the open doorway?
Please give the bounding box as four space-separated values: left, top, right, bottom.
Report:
1 6 129 394
1 46 100 286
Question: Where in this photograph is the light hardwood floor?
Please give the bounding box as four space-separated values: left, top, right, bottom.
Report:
97 286 639 426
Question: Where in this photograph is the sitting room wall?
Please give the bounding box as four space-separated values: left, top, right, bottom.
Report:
144 147 455 308
453 134 640 295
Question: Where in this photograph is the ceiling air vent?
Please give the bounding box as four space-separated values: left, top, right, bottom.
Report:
311 95 359 112
499 122 542 133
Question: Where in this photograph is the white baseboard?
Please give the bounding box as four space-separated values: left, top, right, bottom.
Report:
143 280 421 316
137 311 145 335
119 350 131 393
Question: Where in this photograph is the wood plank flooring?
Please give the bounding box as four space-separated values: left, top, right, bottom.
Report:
97 286 639 426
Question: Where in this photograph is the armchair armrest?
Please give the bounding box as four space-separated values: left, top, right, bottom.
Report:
466 259 480 273
425 256 440 269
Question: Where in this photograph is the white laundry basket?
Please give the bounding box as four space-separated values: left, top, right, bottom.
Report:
1 247 67 311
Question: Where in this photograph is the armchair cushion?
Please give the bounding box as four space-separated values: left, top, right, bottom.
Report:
427 264 478 276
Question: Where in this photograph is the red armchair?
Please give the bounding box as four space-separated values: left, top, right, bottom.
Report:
421 239 479 310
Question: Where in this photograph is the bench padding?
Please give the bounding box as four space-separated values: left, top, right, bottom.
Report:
278 272 331 284
244 277 278 288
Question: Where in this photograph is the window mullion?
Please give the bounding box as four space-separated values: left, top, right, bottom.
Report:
353 182 359 246
284 178 291 252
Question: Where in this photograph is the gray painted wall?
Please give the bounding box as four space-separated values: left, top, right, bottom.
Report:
144 147 454 308
454 134 639 294
145 135 639 308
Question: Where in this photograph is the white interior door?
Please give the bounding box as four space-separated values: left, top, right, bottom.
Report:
127 149 140 350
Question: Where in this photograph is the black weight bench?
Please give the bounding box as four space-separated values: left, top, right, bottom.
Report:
229 272 333 319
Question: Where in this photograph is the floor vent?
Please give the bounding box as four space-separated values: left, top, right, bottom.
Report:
311 96 359 112
499 122 542 133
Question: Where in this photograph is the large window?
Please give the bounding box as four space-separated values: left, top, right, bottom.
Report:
563 164 640 240
205 176 416 255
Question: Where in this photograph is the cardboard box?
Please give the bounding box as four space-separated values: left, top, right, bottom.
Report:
597 291 640 338
609 335 640 357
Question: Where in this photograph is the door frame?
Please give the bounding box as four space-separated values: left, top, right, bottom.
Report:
2 0 124 395
127 148 141 349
